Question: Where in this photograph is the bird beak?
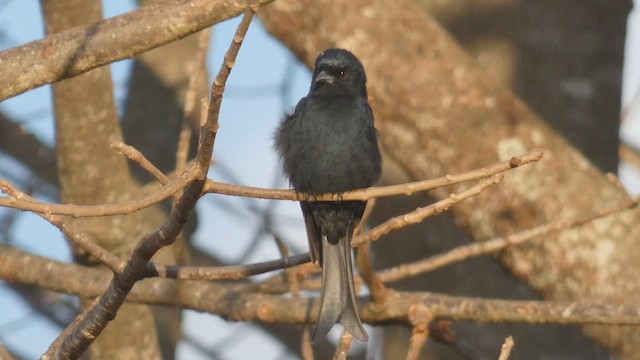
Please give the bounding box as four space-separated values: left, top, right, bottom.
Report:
314 70 334 85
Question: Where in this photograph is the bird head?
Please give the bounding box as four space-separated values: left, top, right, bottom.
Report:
309 48 368 98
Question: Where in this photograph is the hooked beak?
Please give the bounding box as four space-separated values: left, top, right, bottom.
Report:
314 70 334 85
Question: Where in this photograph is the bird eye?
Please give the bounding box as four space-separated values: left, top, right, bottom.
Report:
338 70 348 80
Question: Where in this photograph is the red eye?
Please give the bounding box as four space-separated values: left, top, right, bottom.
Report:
339 70 348 80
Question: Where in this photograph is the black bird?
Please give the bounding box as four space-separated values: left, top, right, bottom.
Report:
274 48 382 342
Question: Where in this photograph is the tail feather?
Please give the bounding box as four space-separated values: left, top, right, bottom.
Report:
339 232 368 341
312 235 368 342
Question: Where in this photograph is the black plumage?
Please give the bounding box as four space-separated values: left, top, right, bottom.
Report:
274 48 382 342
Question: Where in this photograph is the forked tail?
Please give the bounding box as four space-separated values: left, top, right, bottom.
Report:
312 234 368 342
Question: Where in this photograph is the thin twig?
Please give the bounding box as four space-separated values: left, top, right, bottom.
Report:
112 142 169 185
273 235 301 296
620 142 640 171
354 198 388 299
356 244 388 300
0 180 122 272
301 327 315 360
242 176 507 294
497 336 515 360
406 304 433 360
0 341 16 360
1 176 310 280
378 193 640 283
176 28 211 175
354 198 376 236
0 168 199 217
149 253 310 280
333 332 353 360
353 174 504 246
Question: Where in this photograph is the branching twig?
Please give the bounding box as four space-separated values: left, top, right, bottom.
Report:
353 174 504 246
41 6 258 359
0 168 199 217
1 176 309 280
0 180 122 272
244 176 505 295
378 193 640 283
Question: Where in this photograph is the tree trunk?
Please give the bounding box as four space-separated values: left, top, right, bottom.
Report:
40 0 174 358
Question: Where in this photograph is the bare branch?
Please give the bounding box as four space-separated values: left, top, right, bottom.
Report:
4 245 640 328
353 174 504 246
0 0 274 101
0 168 198 217
1 174 310 279
378 193 640 283
0 150 540 218
0 179 122 272
112 142 170 185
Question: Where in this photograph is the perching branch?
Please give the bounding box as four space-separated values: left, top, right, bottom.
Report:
0 149 542 217
202 149 542 201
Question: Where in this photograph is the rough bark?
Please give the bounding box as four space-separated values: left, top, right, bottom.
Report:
418 0 630 172
259 0 640 358
0 0 275 101
375 1 630 357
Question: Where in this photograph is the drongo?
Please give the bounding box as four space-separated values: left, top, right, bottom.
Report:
274 48 382 342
